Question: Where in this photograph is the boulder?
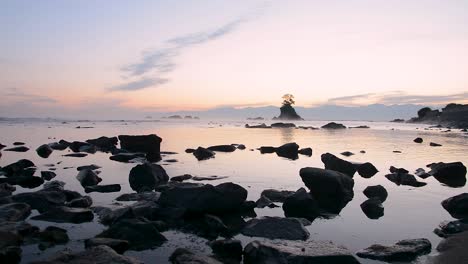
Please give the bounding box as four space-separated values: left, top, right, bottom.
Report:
298 147 312 156
97 218 167 250
1 159 35 177
12 190 67 213
29 245 141 264
86 136 118 151
321 153 356 177
260 189 295 202
207 145 236 152
434 219 468 238
385 173 426 187
66 196 93 208
363 185 388 202
255 195 275 208
299 167 354 214
76 169 102 187
282 188 319 220
357 238 431 262
390 166 409 174
259 146 276 154
31 206 94 223
241 217 309 240
36 144 53 158
38 226 69 249
414 137 423 143
210 239 242 261
429 162 466 187
0 203 31 222
129 163 169 192
360 198 384 219
118 134 162 162
356 162 378 178
244 240 360 264
275 142 299 160
442 193 468 219
85 238 129 254
85 184 121 193
193 147 215 160
169 248 222 264
432 231 468 264
321 122 346 129
40 171 56 181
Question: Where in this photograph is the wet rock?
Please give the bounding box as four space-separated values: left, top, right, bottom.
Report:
97 218 167 250
85 184 121 193
237 144 246 150
66 196 93 208
429 162 466 187
86 136 118 151
183 214 229 239
321 122 346 129
414 137 423 143
360 198 384 219
0 203 31 221
282 188 319 220
4 146 29 152
321 153 356 177
193 147 215 160
38 226 69 249
434 219 468 238
30 245 141 264
271 122 296 128
76 169 102 187
36 144 53 158
0 221 39 237
48 142 68 150
256 195 275 208
357 238 431 262
385 172 427 187
430 142 442 147
129 163 169 192
389 166 409 174
356 162 378 178
115 192 160 202
0 246 22 264
300 167 354 214
363 185 388 202
77 164 101 171
210 239 242 261
170 174 192 182
0 183 15 198
32 206 94 223
432 230 468 264
0 174 44 189
244 240 360 264
169 248 222 264
109 153 144 163
298 147 312 156
442 193 468 219
259 146 276 154
63 153 87 158
159 182 247 215
415 168 431 179
85 238 129 254
1 159 35 176
241 217 309 240
260 189 295 202
207 145 236 152
68 141 92 152
40 171 56 181
12 190 67 213
341 151 354 157
275 142 299 160
118 134 162 162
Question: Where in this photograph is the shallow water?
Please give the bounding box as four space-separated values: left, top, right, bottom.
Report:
1 119 467 263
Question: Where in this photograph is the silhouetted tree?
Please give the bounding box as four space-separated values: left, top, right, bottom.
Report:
282 94 295 106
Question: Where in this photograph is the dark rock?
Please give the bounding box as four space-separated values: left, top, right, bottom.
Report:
259 146 276 154
434 219 468 238
210 239 243 261
48 142 68 150
76 169 102 187
237 144 246 150
282 188 319 220
389 166 409 174
321 122 346 129
63 153 87 157
275 103 303 121
36 144 53 158
360 198 384 219
0 221 39 237
68 141 92 152
0 203 31 221
241 217 309 240
192 176 228 181
321 153 356 177
185 148 195 153
430 142 442 147
169 248 222 264
85 184 121 193
356 162 378 178
260 189 295 202
85 238 129 254
357 238 431 262
432 231 468 264
255 195 275 208
13 142 24 145
170 174 192 182
429 162 466 187
97 218 167 250
12 189 67 213
29 245 141 264
41 171 56 181
243 240 360 264
0 143 5 150
183 214 229 239
271 122 296 128
0 183 15 198
275 142 299 160
32 206 94 223
118 134 162 162
0 246 22 264
129 163 169 192
164 159 178 163
207 145 236 152
385 173 427 187
298 147 312 156
38 226 69 249
442 193 468 219
66 196 93 208
1 159 35 176
341 151 354 157
363 185 388 202
86 136 118 151
300 167 354 214
415 168 431 179
4 146 29 152
350 125 370 129
109 153 144 163
77 164 101 171
193 147 215 160
115 192 160 202
414 137 423 143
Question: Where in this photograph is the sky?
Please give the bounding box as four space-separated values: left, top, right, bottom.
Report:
1 0 468 118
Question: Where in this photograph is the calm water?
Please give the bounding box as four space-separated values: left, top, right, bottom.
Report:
1 119 467 263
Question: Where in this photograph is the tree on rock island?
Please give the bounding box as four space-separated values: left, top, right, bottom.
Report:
274 94 303 120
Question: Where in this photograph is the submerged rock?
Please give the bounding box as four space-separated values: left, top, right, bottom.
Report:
321 122 346 129
241 217 309 240
282 188 319 220
4 146 29 152
210 239 242 261
193 147 215 160
129 163 169 192
271 122 296 128
85 184 121 193
85 238 130 254
321 153 356 177
259 146 276 154
36 144 53 158
429 162 466 187
66 196 93 208
244 240 360 264
170 174 193 182
38 226 69 250
363 185 388 202
207 145 236 152
441 193 468 219
360 198 384 219
31 206 94 223
0 203 31 222
357 238 431 262
169 248 222 264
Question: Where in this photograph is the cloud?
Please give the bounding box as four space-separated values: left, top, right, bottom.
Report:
2 88 58 104
108 77 169 91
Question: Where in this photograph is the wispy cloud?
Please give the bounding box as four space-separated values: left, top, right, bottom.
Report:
2 88 57 104
110 1 270 92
